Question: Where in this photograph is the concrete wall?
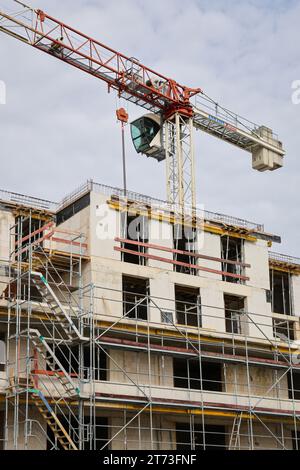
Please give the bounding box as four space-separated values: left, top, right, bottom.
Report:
0 208 13 305
89 256 278 342
245 240 270 290
84 196 280 343
0 192 299 450
3 405 295 450
292 274 300 317
90 192 121 262
245 239 274 339
0 208 14 262
5 406 47 450
197 232 222 281
148 218 173 271
110 414 175 450
226 364 289 401
239 422 293 450
109 350 173 388
55 203 90 249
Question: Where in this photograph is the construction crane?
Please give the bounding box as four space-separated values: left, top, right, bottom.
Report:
0 0 285 210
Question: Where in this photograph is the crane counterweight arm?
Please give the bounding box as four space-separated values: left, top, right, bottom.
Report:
0 1 201 116
192 94 285 171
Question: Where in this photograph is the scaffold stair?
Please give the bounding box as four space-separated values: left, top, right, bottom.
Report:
28 387 78 450
31 271 82 341
29 329 80 398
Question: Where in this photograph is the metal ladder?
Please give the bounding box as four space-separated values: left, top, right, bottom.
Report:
229 412 243 450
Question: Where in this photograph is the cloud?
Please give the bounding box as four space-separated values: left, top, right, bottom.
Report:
0 0 299 256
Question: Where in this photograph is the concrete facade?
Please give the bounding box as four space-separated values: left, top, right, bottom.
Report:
0 183 299 450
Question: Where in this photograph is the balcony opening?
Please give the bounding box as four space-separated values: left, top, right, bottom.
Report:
4 279 42 304
121 212 149 266
94 417 109 450
175 285 201 328
83 345 107 381
16 216 43 245
173 224 197 276
46 344 107 381
224 294 246 335
173 358 223 392
122 275 149 321
270 269 292 315
176 423 226 450
15 216 44 261
273 319 295 342
221 235 244 284
288 371 300 400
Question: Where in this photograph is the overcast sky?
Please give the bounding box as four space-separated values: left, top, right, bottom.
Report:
0 0 299 256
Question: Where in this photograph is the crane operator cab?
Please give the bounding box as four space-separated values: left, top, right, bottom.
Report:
130 114 166 162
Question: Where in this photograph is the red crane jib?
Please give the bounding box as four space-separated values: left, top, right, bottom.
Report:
31 9 201 118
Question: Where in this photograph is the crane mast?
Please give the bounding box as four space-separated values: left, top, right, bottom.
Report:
0 0 285 211
165 114 196 209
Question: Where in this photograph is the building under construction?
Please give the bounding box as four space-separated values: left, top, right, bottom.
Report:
0 180 299 450
0 0 297 452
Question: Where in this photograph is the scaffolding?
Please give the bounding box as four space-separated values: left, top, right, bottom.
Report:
5 212 89 449
2 209 300 451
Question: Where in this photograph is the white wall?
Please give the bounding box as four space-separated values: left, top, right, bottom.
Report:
90 192 120 262
245 239 270 290
0 209 14 261
55 193 289 343
292 274 300 317
197 231 222 281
